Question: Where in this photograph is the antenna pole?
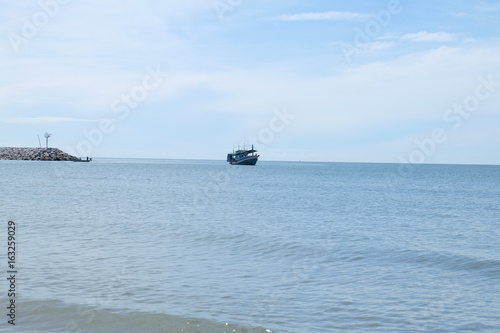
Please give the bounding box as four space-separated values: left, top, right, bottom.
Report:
44 132 52 149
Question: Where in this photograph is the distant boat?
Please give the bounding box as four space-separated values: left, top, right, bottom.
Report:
72 157 92 162
227 144 259 165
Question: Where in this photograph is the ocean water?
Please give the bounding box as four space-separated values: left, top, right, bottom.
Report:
0 159 499 333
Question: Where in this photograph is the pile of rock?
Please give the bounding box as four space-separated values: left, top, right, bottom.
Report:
0 147 79 161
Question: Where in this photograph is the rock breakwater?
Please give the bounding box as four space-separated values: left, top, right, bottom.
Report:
0 147 78 161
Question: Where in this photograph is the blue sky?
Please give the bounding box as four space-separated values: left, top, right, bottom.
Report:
1 0 499 164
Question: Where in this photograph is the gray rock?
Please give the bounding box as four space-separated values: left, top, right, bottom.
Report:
0 147 79 161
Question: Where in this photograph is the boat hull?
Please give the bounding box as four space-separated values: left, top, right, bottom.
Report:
229 156 259 165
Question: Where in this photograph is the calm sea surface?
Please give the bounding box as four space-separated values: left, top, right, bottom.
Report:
1 159 499 332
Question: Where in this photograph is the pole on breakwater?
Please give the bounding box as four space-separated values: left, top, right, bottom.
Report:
44 132 51 149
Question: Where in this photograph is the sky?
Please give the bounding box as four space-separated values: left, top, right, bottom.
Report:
1 0 499 164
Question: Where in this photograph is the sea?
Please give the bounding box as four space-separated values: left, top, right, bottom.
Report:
0 159 499 333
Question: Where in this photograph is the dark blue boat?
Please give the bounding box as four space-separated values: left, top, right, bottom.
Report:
227 145 259 165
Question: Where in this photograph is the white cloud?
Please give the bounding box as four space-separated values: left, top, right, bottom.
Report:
201 45 500 143
401 31 457 42
276 11 371 22
377 32 401 40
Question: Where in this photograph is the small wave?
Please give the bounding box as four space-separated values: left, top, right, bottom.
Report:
391 248 500 278
188 228 310 261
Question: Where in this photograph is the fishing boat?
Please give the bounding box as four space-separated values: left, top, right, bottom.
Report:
227 144 259 165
